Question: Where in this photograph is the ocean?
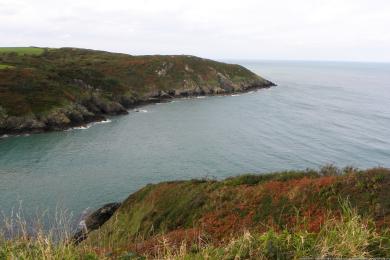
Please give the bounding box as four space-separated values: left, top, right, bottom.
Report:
0 60 389 220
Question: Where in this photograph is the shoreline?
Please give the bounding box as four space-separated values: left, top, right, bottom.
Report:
0 82 275 138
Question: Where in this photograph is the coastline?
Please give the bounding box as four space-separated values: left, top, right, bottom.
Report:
0 81 275 138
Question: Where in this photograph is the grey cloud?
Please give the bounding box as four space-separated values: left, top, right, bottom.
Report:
1 0 389 62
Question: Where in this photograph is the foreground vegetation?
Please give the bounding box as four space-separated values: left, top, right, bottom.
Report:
1 166 389 259
0 47 274 135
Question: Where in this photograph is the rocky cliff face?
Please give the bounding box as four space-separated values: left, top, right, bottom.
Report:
0 48 275 135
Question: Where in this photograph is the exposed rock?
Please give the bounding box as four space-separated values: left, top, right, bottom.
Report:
184 64 194 72
155 62 174 77
194 87 203 95
0 106 7 120
217 73 236 92
73 79 94 90
82 95 128 115
174 89 183 96
73 202 121 244
100 101 127 115
65 104 95 124
81 99 101 114
45 111 71 128
200 86 212 95
146 90 161 98
118 96 136 108
159 90 170 98
0 116 46 134
212 87 226 94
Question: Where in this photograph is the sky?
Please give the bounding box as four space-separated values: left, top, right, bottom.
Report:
1 0 390 62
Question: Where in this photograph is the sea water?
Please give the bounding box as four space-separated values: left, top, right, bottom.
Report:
0 60 389 220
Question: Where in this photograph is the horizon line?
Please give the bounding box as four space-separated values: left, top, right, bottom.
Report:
1 46 389 64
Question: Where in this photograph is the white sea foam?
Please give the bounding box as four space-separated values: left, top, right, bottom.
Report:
94 119 112 125
133 108 148 113
78 220 87 230
231 94 240 97
71 125 91 130
0 134 9 139
66 119 112 131
77 207 92 230
196 96 206 99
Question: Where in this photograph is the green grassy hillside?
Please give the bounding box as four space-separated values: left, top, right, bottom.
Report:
0 47 274 135
1 167 389 259
80 166 390 258
0 47 44 56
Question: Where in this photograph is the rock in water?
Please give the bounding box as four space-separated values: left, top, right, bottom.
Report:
73 202 121 244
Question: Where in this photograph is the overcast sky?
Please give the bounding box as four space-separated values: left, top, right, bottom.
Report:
1 0 389 62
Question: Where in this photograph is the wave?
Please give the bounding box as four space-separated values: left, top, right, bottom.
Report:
0 133 30 139
77 207 92 229
71 125 91 130
94 119 112 125
134 109 148 113
66 119 112 131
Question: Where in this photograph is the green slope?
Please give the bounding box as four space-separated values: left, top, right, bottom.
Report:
84 167 390 258
0 47 44 56
1 167 389 259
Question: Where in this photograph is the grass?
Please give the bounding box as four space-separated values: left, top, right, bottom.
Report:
0 64 14 69
85 167 390 248
0 47 44 56
0 167 389 259
0 197 388 259
168 202 390 259
77 167 390 258
0 208 94 259
222 168 320 186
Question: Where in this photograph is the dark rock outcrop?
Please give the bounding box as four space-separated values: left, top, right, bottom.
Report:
82 96 128 115
73 202 121 244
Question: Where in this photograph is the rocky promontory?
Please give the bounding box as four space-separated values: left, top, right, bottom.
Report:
0 47 275 136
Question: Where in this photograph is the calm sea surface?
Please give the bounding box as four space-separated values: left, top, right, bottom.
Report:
0 61 389 219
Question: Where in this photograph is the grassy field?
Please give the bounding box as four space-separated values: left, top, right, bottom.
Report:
1 167 388 259
0 47 44 56
1 199 388 259
0 64 14 69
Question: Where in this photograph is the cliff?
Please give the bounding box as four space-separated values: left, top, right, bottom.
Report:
0 47 275 135
82 166 390 258
1 167 389 258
